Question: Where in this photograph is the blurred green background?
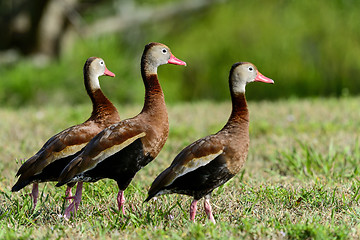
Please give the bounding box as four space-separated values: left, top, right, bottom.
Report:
1 0 359 107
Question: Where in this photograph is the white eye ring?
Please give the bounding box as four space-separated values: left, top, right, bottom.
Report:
100 61 104 65
162 48 167 54
248 66 254 72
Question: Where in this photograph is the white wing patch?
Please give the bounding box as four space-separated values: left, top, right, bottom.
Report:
167 149 223 187
34 143 87 175
49 143 87 163
92 132 146 163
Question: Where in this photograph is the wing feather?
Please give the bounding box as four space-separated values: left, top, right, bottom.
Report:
58 120 146 185
16 123 102 178
147 135 224 199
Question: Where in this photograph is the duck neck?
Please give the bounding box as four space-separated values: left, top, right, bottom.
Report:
140 61 167 119
84 74 119 122
223 92 249 130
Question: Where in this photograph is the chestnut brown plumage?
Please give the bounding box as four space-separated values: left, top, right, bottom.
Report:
56 42 186 219
145 62 274 224
12 57 120 208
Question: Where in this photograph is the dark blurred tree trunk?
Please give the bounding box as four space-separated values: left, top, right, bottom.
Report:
0 0 78 59
0 0 225 62
0 0 50 54
37 0 78 58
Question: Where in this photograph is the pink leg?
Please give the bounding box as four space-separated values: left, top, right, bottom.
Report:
31 183 39 208
65 185 73 202
117 190 126 215
190 199 198 222
64 182 83 219
204 198 216 224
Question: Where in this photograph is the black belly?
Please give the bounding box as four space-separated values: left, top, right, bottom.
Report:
80 139 153 190
165 155 235 200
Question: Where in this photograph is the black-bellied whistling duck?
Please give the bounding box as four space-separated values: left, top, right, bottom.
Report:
145 62 274 224
12 57 120 208
56 42 186 219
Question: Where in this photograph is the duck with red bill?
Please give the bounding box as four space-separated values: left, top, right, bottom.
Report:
56 43 186 219
145 62 274 224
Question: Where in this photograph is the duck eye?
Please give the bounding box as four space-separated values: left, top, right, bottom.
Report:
100 61 104 65
162 48 167 54
248 67 253 72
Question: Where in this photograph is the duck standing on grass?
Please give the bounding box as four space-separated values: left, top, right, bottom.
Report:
12 57 120 208
145 62 274 224
56 43 186 219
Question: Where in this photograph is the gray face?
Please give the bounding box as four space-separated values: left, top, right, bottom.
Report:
88 58 107 90
145 44 173 74
90 58 107 78
231 62 258 93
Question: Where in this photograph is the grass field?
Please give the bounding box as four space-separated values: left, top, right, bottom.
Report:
1 97 359 239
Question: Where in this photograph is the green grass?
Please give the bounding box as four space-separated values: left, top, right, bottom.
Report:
1 97 360 239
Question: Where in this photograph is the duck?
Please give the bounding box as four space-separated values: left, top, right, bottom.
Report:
145 62 274 224
12 57 120 208
56 42 186 219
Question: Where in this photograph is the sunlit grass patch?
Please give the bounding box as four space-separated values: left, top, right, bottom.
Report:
270 140 360 181
1 97 360 238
